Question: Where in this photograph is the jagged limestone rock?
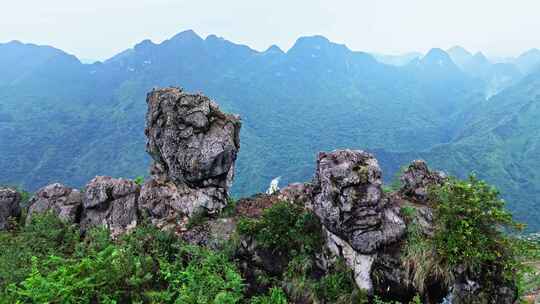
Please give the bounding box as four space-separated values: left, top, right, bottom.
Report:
312 149 405 254
26 183 82 224
278 182 313 209
400 159 447 203
80 176 139 237
144 87 241 216
139 179 185 230
0 187 21 230
323 227 376 291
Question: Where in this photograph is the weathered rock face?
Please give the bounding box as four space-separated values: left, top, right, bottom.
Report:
323 227 376 290
278 182 313 209
312 150 405 254
145 87 241 216
400 160 446 203
448 268 518 304
80 176 140 237
27 183 82 224
0 188 21 230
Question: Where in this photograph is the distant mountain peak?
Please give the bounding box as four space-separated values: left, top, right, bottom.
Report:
169 29 203 43
290 35 332 50
288 35 349 57
134 39 155 50
472 51 490 64
421 48 454 66
447 45 472 57
264 44 284 54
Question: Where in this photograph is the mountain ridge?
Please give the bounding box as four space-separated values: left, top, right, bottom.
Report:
0 30 539 231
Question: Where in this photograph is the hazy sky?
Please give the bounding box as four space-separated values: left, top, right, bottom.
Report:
2 0 540 60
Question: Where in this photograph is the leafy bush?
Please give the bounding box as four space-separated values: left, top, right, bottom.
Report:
403 175 527 298
237 201 322 255
314 263 364 304
430 175 521 270
158 245 245 304
1 216 245 304
0 212 79 294
400 205 416 221
134 176 145 186
249 287 288 304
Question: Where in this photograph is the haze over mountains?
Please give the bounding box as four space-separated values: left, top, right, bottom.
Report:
1 30 540 231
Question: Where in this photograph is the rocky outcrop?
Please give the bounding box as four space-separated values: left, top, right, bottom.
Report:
22 87 241 237
0 187 21 230
400 160 446 203
145 87 241 216
80 176 140 237
27 183 82 224
138 179 186 231
323 227 377 290
308 149 406 293
312 150 405 255
278 182 313 209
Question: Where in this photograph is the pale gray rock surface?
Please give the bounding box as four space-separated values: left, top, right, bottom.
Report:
400 159 446 203
27 183 82 224
0 187 21 229
312 149 405 254
144 87 241 216
278 182 313 209
80 176 140 237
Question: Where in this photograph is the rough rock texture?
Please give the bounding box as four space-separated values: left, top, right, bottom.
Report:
448 269 518 304
145 87 241 215
27 183 82 224
80 176 140 237
0 187 21 230
400 160 446 203
181 218 237 249
278 182 313 209
323 227 376 291
312 150 405 254
138 179 187 231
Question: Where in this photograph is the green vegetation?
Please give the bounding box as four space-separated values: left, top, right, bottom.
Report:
0 214 245 303
0 201 366 303
402 175 537 301
1 179 539 303
237 202 322 254
249 287 288 304
1 35 540 233
238 202 366 303
134 176 145 186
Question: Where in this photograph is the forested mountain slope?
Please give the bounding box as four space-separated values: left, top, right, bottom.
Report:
0 30 538 230
375 70 540 230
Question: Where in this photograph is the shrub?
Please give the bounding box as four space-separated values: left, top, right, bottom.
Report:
0 212 79 294
134 175 145 185
403 175 526 298
159 245 245 304
3 220 245 304
314 264 362 304
250 287 288 304
237 201 322 255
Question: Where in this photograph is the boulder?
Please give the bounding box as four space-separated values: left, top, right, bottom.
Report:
312 149 405 254
80 176 139 237
144 87 241 215
278 182 313 209
139 178 231 232
400 160 446 203
323 227 376 291
27 183 82 224
0 187 21 229
181 218 237 249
